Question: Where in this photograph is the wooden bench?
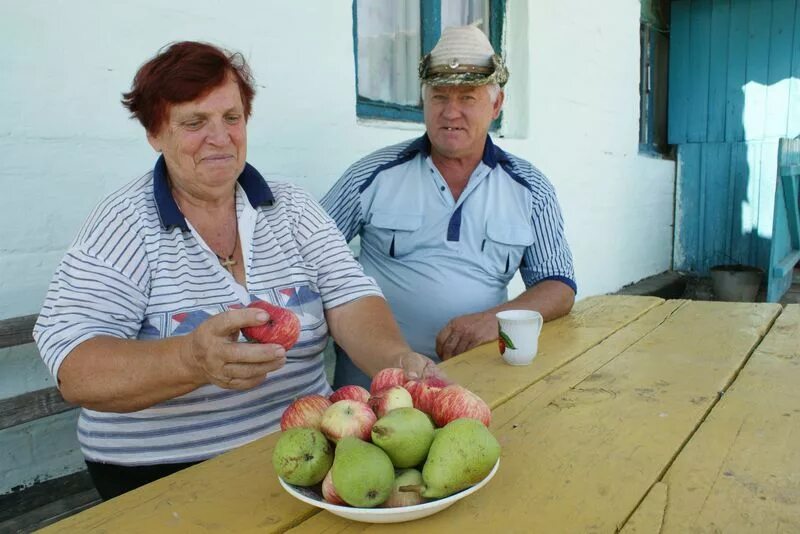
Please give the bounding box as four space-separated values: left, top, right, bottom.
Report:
0 315 100 533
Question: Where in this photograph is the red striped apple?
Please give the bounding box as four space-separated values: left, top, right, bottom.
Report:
329 385 371 404
320 400 377 442
403 379 443 415
241 299 301 350
280 394 332 431
432 385 491 427
368 385 413 418
322 469 346 505
370 367 407 394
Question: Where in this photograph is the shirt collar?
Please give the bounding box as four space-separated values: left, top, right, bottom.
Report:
152 155 274 230
401 133 508 169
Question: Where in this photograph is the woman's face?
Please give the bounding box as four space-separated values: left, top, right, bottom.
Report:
147 76 247 197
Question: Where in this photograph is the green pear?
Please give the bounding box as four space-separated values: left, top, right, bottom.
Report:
371 407 435 468
415 418 500 499
331 437 395 507
272 427 333 486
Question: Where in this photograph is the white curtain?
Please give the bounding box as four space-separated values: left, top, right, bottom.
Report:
357 0 421 106
441 0 489 35
356 0 490 107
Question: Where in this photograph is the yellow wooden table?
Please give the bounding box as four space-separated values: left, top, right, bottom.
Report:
41 296 800 533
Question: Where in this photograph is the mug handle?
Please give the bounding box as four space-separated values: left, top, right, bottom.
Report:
533 312 544 336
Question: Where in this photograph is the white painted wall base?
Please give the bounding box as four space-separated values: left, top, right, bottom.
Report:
0 411 84 495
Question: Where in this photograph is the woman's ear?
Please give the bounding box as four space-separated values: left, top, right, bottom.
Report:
146 131 162 153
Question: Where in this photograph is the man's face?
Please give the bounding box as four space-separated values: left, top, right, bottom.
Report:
423 84 504 160
147 76 247 194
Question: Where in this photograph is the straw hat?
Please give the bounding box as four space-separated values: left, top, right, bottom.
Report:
419 25 509 87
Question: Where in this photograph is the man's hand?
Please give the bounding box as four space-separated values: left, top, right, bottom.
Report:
182 307 287 390
435 311 498 360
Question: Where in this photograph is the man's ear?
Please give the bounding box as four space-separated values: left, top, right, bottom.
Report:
492 90 505 120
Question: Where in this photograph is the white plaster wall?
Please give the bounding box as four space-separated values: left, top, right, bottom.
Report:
0 0 674 321
507 0 676 297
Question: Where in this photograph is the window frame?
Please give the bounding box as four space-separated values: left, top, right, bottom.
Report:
353 0 506 123
639 0 671 157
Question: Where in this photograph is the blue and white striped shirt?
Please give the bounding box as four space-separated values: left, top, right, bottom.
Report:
321 135 575 357
34 157 381 465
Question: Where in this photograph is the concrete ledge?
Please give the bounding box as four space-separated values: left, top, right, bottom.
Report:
614 271 688 299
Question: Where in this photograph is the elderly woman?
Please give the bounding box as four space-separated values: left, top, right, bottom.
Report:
33 41 434 500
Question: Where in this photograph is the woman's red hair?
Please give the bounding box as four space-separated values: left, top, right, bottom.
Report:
122 41 255 134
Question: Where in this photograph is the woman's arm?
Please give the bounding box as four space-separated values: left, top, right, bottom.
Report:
326 295 434 380
57 307 286 413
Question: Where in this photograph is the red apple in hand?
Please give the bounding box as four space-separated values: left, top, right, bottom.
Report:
404 379 443 415
320 400 377 442
370 367 407 394
280 394 332 431
329 385 371 404
368 385 413 418
241 299 301 350
432 385 492 427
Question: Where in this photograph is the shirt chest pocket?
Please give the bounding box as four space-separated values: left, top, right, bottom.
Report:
482 220 534 277
367 211 424 258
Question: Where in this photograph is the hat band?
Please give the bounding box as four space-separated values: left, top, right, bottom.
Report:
426 64 494 75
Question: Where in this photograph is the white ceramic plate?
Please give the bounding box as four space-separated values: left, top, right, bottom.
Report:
278 459 500 524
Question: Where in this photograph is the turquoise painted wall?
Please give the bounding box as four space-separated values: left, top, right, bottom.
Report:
671 0 800 273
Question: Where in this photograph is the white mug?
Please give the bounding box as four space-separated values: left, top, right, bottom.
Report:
496 310 544 366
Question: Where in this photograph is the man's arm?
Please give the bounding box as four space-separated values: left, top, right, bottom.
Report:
327 295 437 380
320 164 365 243
437 164 576 360
435 280 574 360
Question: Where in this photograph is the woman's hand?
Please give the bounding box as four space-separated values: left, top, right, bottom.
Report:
182 307 287 390
396 351 452 385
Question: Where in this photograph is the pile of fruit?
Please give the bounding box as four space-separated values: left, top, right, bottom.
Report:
272 368 501 508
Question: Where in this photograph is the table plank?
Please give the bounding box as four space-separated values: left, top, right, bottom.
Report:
288 299 688 534
622 482 667 533
41 295 661 533
40 432 318 533
622 304 800 533
291 301 779 533
439 295 666 408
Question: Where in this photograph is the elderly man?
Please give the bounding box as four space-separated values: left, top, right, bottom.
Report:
322 26 576 388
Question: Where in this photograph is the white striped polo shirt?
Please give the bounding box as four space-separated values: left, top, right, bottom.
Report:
321 134 575 357
34 156 382 465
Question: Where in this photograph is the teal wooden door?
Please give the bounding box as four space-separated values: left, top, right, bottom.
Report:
767 138 800 301
670 0 800 275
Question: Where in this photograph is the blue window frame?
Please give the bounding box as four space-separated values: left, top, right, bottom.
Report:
353 0 506 123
